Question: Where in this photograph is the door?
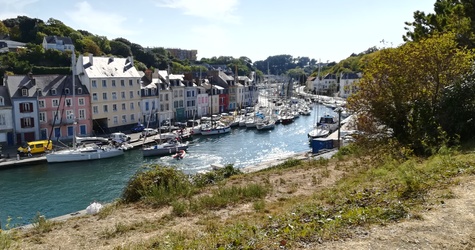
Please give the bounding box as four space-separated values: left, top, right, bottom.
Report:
80 125 86 135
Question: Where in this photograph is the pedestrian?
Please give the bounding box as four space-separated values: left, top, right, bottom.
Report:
27 145 32 157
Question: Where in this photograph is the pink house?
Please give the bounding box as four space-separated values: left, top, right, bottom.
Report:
34 75 92 140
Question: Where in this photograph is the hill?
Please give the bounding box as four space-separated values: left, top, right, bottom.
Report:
3 145 475 249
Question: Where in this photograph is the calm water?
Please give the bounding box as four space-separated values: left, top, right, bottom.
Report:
0 103 335 226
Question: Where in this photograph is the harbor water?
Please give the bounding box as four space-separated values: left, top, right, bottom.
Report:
0 103 336 226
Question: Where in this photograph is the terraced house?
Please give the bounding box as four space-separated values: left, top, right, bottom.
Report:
76 55 141 134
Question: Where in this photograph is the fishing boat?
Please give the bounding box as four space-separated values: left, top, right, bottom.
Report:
256 118 276 130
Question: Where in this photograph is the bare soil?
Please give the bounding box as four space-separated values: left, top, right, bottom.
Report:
11 156 475 250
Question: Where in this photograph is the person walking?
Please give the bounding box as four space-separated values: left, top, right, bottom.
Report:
27 145 32 157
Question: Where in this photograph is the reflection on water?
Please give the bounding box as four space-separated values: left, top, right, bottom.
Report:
0 103 335 225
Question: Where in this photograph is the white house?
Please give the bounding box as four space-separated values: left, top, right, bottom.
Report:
339 72 361 98
42 36 75 51
76 55 142 133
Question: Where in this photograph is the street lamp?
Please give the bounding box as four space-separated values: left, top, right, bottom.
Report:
334 107 343 149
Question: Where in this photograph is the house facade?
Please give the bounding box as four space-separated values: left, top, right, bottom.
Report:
183 80 197 119
0 85 14 145
339 73 361 98
5 75 41 144
76 55 142 133
35 75 92 140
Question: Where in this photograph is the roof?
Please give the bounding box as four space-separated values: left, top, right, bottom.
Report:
6 74 89 98
81 56 141 78
341 73 361 80
323 74 337 80
0 86 12 106
44 36 74 45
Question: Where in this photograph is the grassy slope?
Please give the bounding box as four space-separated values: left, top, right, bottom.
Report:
3 144 475 249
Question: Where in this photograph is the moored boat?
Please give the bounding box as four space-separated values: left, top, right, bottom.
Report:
142 140 189 157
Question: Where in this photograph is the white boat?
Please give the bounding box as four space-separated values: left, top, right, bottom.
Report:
75 136 109 145
46 144 124 163
142 140 189 157
256 119 276 130
308 125 330 141
200 122 231 135
317 114 339 132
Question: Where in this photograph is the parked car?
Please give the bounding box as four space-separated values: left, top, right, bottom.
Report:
110 132 131 142
131 123 145 133
141 128 158 137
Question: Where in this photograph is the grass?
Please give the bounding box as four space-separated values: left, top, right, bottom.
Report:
10 141 475 249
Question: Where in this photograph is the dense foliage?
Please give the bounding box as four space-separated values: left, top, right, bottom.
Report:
348 33 475 155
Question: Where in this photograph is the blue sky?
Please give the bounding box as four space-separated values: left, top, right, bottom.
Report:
1 0 436 63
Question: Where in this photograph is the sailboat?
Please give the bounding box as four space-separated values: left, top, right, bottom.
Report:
46 52 125 163
307 59 331 141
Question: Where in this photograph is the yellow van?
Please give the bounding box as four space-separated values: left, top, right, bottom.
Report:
17 140 53 155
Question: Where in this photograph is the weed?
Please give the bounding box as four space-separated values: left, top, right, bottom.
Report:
253 200 266 212
0 217 16 249
31 212 55 235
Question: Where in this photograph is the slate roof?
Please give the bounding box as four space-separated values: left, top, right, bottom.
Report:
44 36 74 45
81 56 141 78
341 73 360 80
6 75 88 98
0 86 12 106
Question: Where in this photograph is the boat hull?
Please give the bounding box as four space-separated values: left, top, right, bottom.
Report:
200 126 231 135
142 144 188 157
46 148 124 163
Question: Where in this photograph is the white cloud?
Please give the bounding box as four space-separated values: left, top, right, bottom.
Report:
66 1 136 37
0 0 38 19
155 0 240 23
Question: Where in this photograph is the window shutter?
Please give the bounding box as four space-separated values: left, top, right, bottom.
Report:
20 118 25 128
19 103 24 112
29 102 33 111
31 117 34 126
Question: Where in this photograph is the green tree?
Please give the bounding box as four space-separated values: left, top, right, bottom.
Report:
404 0 475 48
80 38 101 55
0 21 8 35
348 33 475 155
110 40 131 57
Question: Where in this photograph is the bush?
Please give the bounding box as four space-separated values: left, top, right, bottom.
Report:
122 165 194 205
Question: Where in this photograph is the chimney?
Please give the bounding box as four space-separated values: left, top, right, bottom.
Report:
145 69 152 82
128 56 133 65
89 54 93 66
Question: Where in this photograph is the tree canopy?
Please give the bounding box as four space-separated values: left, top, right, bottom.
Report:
348 33 475 155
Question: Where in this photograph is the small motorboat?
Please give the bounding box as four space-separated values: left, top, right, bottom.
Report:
172 150 186 160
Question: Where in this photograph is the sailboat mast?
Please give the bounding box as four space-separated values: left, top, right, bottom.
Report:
72 50 77 150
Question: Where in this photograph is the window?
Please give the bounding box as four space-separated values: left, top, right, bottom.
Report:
79 109 85 119
165 94 169 101
92 80 97 88
121 80 125 87
64 88 70 94
0 114 5 125
67 126 74 136
152 101 156 110
51 89 57 95
103 105 108 113
145 102 149 111
130 114 135 121
122 103 126 110
93 106 98 114
102 93 108 100
39 112 46 123
77 88 83 94
129 91 134 98
113 116 118 125
102 80 107 88
179 100 183 108
179 90 183 97
129 79 133 86
79 98 85 106
22 89 28 96
54 127 60 138
38 100 45 108
130 102 134 110
174 101 178 108
66 110 74 119
112 80 116 87
20 102 33 112
112 92 117 100
92 93 98 101
113 104 117 112
20 117 34 128
174 90 178 98
37 89 42 97
160 104 164 111
65 98 72 107
121 91 126 99
122 115 127 123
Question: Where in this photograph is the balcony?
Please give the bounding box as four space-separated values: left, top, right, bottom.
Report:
49 117 75 126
